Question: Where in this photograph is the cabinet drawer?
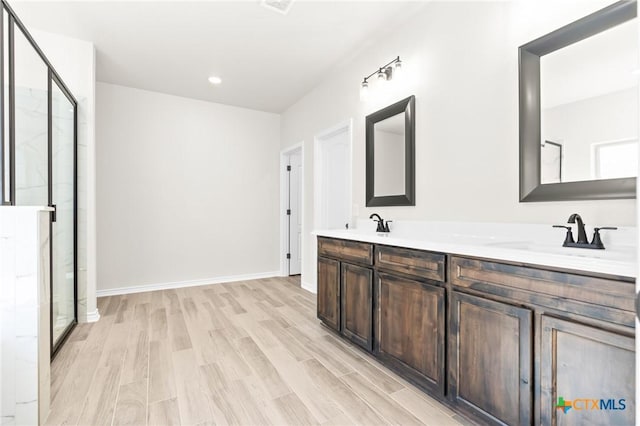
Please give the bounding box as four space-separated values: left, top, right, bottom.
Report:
318 237 373 266
376 245 445 282
450 256 635 328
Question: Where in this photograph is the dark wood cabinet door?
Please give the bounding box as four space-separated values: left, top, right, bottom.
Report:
540 316 634 426
449 291 532 426
376 273 445 394
317 256 340 331
341 263 373 351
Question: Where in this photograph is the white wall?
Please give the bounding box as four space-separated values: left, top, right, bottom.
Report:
96 83 281 292
281 0 637 291
29 30 98 322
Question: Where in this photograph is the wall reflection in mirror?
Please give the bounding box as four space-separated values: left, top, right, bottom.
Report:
540 18 638 184
374 113 405 196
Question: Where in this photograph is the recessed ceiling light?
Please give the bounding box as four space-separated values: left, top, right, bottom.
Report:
261 0 295 15
208 76 222 85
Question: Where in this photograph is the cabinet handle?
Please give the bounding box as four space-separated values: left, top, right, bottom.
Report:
521 378 529 385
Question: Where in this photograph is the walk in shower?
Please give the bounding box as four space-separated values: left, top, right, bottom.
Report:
1 1 78 356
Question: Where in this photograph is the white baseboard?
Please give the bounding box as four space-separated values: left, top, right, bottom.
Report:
84 309 100 323
96 271 281 297
301 280 316 294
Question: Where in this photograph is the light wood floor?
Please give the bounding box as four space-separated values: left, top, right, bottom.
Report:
47 276 467 426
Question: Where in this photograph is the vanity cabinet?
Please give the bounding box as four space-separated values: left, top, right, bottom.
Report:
375 272 445 394
449 255 635 425
316 236 635 426
448 291 533 426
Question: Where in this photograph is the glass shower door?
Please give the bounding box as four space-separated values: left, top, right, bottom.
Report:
51 80 75 347
4 9 78 356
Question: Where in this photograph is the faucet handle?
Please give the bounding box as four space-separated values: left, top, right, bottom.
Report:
552 225 575 246
590 227 617 249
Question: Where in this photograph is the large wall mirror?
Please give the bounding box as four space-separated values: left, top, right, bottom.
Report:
519 0 637 201
366 95 415 206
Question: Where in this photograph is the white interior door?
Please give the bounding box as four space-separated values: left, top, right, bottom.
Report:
317 125 351 230
288 151 302 275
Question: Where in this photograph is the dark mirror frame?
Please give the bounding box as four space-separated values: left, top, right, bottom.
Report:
366 95 415 207
519 0 637 202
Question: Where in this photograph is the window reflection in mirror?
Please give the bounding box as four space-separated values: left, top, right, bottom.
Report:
540 18 638 184
373 113 405 196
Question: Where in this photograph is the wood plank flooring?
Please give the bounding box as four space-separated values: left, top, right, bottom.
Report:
46 277 466 426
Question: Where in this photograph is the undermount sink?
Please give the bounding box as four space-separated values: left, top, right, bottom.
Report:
485 240 635 261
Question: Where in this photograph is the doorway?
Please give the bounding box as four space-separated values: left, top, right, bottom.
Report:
280 143 304 277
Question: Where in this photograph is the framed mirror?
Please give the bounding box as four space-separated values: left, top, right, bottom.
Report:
366 95 415 206
519 0 637 202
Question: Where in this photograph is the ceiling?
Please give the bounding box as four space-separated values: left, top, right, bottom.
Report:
11 0 426 113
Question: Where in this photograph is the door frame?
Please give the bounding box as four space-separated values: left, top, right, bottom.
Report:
49 71 78 359
313 119 353 231
279 142 304 277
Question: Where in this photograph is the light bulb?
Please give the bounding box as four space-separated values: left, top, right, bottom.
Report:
360 80 369 101
377 69 386 81
394 59 402 78
208 76 222 85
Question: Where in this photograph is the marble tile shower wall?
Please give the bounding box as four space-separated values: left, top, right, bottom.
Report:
15 87 47 206
0 207 51 426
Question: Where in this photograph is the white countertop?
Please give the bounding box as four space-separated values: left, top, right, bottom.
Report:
312 221 637 278
0 205 54 211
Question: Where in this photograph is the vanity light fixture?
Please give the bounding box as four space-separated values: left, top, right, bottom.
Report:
360 56 403 100
208 76 222 85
